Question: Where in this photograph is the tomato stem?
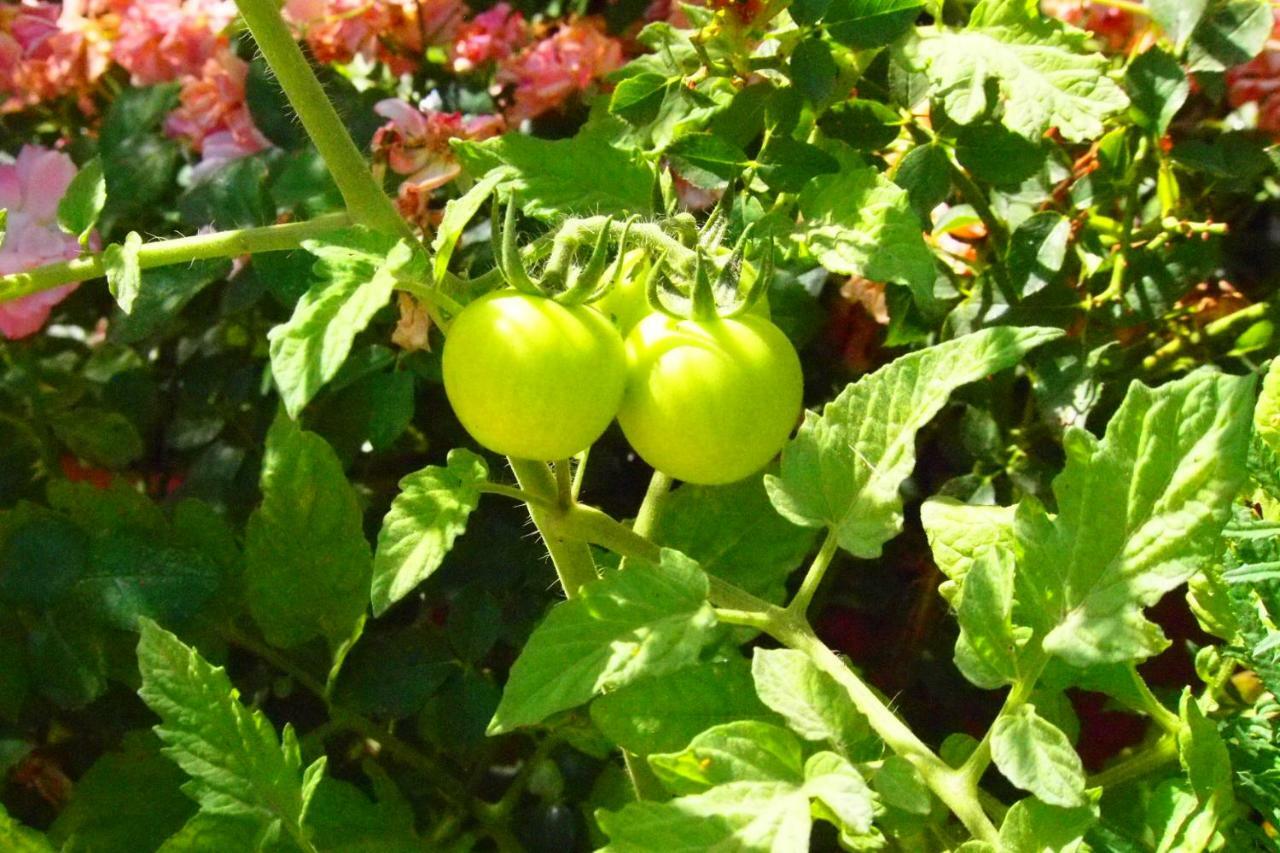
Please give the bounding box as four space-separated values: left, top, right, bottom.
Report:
785 527 839 618
0 213 350 301
508 458 599 597
232 0 412 238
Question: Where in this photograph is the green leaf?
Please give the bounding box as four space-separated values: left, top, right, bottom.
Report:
304 775 422 852
899 0 1129 142
822 0 925 48
1017 369 1255 666
598 749 873 850
990 704 1087 807
157 812 280 852
0 802 56 853
955 548 1027 689
1177 690 1231 802
666 133 750 189
72 531 222 630
997 796 1098 853
1187 0 1274 73
430 169 509 284
488 549 716 733
370 449 488 616
649 721 803 795
597 781 811 852
50 408 144 469
893 142 952 221
610 72 673 125
1006 212 1071 299
49 732 196 853
790 37 840 105
1126 48 1190 137
920 497 1017 605
454 129 654 218
590 657 775 756
873 755 931 815
1254 357 1280 456
103 232 143 314
818 99 903 151
766 327 1062 557
750 648 870 757
57 156 106 246
1149 0 1210 51
755 137 839 193
136 621 324 844
244 415 371 650
795 165 935 303
651 476 818 602
268 231 409 418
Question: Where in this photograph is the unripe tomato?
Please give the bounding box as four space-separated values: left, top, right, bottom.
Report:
443 291 626 460
618 312 802 485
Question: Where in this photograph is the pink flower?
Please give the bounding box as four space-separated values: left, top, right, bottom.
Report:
374 98 504 187
285 0 463 72
1 0 118 113
112 0 236 85
0 146 89 339
164 51 272 179
1226 10 1280 137
497 18 623 123
451 3 528 73
372 98 505 222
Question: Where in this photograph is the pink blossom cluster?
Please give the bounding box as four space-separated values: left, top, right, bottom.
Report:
373 98 505 223
1226 10 1280 137
284 0 465 75
451 3 529 73
0 146 93 339
496 18 623 123
112 0 236 85
164 51 272 180
0 1 120 113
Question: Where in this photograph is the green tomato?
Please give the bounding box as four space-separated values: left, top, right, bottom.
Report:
618 312 803 485
443 290 626 460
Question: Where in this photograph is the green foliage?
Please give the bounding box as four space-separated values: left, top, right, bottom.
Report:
244 415 370 651
5 0 1280 847
489 549 716 733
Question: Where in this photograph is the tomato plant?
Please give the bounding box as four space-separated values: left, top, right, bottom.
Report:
3 0 1280 850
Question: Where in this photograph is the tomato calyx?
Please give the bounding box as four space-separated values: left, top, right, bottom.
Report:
491 195 636 306
644 223 774 322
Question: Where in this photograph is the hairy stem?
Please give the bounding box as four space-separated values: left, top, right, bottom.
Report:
0 214 350 301
233 0 411 237
508 458 599 597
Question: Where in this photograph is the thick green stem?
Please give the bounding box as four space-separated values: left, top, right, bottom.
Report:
233 0 411 238
0 214 350 301
508 458 599 598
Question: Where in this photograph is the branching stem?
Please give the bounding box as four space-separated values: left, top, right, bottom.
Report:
0 214 350 301
233 0 411 237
